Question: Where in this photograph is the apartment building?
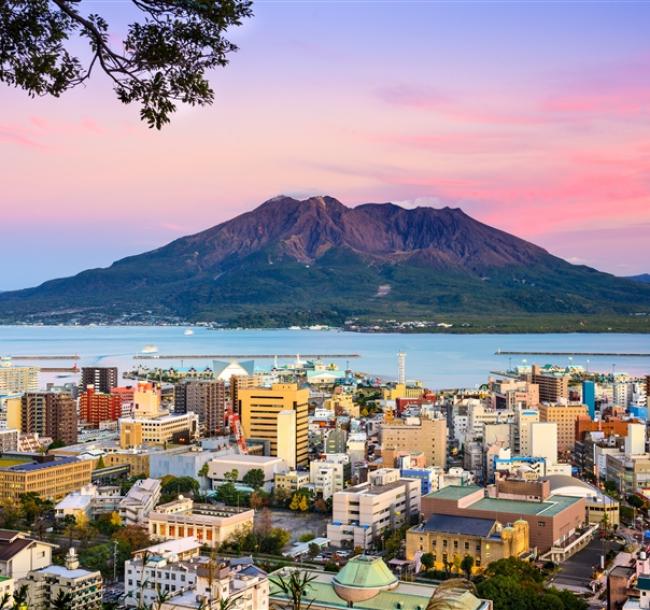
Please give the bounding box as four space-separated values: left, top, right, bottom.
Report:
538 403 589 453
80 367 118 394
0 454 92 501
124 538 269 610
491 378 539 410
511 407 539 456
239 383 309 468
19 548 103 610
0 531 55 580
0 429 18 452
0 364 38 394
148 498 254 549
406 514 530 572
79 385 122 427
21 392 78 445
174 379 226 436
309 454 350 499
327 477 421 549
55 484 122 521
274 470 310 495
380 414 447 468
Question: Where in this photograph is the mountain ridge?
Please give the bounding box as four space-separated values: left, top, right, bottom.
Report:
1 195 649 328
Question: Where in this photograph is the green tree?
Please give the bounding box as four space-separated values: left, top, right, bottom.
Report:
160 475 199 502
52 590 74 610
460 555 474 579
11 585 29 610
0 0 253 129
420 552 434 571
242 468 265 489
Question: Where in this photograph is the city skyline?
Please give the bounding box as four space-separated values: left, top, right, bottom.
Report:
2 1 650 289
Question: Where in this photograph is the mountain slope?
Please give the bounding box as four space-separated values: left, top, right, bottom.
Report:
628 274 650 284
2 195 650 327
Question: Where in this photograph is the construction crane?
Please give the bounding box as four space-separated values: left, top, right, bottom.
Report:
226 403 248 454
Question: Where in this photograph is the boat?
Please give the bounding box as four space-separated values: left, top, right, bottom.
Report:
184 329 194 336
142 344 159 354
288 326 301 330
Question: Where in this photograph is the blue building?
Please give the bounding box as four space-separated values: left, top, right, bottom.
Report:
400 468 437 495
582 380 596 420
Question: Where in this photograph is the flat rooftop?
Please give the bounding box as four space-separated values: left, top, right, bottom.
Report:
472 494 582 517
425 485 482 500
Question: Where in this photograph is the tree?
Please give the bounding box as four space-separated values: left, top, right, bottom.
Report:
298 495 309 512
0 0 253 129
198 462 209 477
224 469 240 483
160 475 199 502
52 590 74 610
426 578 477 610
460 555 474 579
242 468 265 490
627 494 645 510
452 554 462 575
289 494 301 511
11 585 29 610
270 569 317 610
420 552 434 572
307 542 320 559
96 455 106 469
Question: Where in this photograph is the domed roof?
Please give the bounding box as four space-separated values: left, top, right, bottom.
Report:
333 555 398 603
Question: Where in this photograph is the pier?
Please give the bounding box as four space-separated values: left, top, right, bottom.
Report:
496 350 650 357
134 353 360 360
5 355 80 360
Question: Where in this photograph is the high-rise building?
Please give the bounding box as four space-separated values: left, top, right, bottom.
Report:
381 414 448 468
79 385 122 427
0 363 39 394
529 422 558 466
239 383 309 467
174 380 226 436
582 380 596 419
21 392 78 445
511 407 539 456
538 403 588 454
230 373 264 414
530 365 569 403
80 367 118 394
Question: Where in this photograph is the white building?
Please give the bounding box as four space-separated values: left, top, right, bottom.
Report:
309 454 349 499
119 478 161 524
124 537 269 610
207 455 288 490
327 477 421 550
55 484 121 521
0 531 55 580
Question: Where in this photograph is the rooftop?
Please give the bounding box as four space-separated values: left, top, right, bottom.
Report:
472 494 582 517
416 514 497 538
425 485 482 500
38 564 99 579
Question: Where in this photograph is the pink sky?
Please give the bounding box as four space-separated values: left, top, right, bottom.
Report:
1 1 649 289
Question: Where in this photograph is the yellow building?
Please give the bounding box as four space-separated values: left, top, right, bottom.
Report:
324 393 359 418
4 396 22 430
0 364 38 394
381 415 447 468
0 454 93 501
274 470 311 494
239 383 309 467
132 382 162 417
381 383 424 401
103 451 151 477
148 498 254 548
539 403 588 453
119 412 198 449
406 514 530 572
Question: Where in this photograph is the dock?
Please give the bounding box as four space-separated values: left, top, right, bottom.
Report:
5 355 80 360
496 350 650 357
134 353 360 360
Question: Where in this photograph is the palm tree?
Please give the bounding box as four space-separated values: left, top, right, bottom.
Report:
12 585 29 610
0 593 11 610
270 569 317 610
425 578 477 610
52 591 74 610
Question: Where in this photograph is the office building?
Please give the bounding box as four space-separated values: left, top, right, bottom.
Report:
490 378 539 410
119 411 199 449
79 385 122 427
380 414 447 468
239 383 309 467
582 381 596 420
529 422 558 466
21 392 78 445
511 407 539 456
0 454 93 501
406 514 530 571
229 373 264 413
327 477 421 549
309 454 350 499
174 379 226 436
80 367 118 394
530 365 569 403
207 455 288 489
148 498 254 549
274 470 310 495
538 403 588 454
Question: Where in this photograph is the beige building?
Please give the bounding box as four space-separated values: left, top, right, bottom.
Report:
406 514 530 572
491 378 539 410
148 498 254 548
0 531 55 580
19 548 103 610
239 384 309 467
327 477 421 550
274 470 310 494
511 407 539 456
3 396 22 430
381 414 447 468
530 365 570 403
0 454 93 501
539 403 588 453
119 411 199 449
0 364 38 394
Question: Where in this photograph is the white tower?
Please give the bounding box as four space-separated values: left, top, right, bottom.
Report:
397 351 406 385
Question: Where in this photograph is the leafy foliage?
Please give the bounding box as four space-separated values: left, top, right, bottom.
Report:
0 0 253 128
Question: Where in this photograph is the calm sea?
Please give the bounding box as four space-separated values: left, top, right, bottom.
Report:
0 326 649 389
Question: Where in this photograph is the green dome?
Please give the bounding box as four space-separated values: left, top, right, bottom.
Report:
333 555 398 603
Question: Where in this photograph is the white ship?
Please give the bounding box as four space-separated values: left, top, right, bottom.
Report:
184 329 194 335
142 344 159 354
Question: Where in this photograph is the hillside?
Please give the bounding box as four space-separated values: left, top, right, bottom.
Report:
1 195 650 330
